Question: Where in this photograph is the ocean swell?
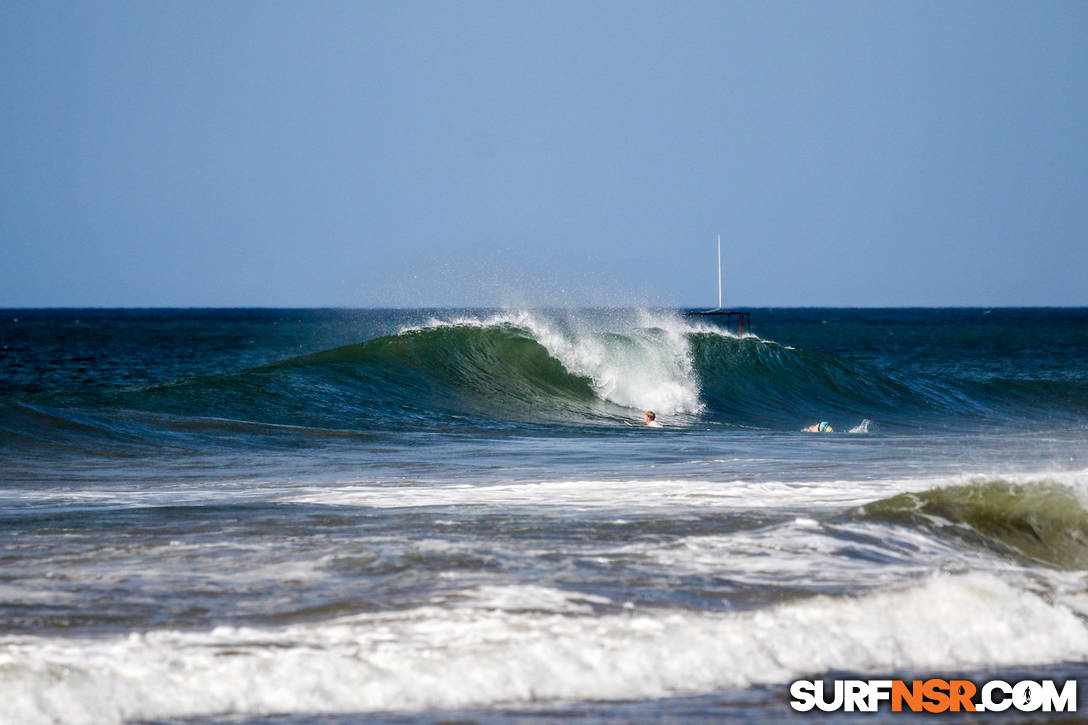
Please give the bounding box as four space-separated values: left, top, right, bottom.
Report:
11 310 1088 434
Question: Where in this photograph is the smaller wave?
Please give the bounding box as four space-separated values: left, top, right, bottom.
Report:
847 478 1088 570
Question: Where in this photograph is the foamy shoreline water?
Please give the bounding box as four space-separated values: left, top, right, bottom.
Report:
5 573 1087 724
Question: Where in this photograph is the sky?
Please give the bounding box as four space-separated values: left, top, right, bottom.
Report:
1 0 1086 308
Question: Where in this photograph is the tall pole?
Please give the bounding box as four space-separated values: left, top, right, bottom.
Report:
717 234 722 310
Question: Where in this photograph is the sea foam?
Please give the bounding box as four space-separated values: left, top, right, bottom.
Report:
3 573 1087 724
398 309 736 416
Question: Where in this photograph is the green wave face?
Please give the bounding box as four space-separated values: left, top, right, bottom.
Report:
226 322 624 427
268 318 708 425
848 480 1088 570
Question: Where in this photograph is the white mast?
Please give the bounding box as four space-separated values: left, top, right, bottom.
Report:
717 234 722 310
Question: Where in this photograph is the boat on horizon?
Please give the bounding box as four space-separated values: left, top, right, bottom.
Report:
685 235 750 333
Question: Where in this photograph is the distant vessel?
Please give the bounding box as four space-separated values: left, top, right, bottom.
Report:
685 234 750 334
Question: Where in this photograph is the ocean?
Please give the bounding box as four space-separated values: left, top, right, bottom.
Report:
1 307 1087 723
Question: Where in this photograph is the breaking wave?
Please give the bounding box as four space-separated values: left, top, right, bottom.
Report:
3 573 1087 724
11 310 1088 436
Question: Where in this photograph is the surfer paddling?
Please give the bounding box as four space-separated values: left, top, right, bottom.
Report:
802 421 833 433
644 411 663 428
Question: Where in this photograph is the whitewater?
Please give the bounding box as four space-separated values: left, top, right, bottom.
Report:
2 307 1088 723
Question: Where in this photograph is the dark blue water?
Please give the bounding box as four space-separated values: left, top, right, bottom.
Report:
2 308 1087 723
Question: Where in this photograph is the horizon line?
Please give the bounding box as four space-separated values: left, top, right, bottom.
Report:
2 304 1087 311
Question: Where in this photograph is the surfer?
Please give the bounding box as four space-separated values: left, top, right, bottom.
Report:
802 421 833 433
644 411 663 428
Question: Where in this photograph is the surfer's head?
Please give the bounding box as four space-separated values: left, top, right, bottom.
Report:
818 421 833 433
644 411 656 423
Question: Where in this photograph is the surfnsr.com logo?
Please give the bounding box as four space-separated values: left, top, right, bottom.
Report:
789 679 1078 713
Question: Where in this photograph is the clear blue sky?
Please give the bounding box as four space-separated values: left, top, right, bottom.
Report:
2 1 1086 307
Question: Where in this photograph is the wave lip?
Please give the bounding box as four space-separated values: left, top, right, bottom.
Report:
2 574 1086 724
